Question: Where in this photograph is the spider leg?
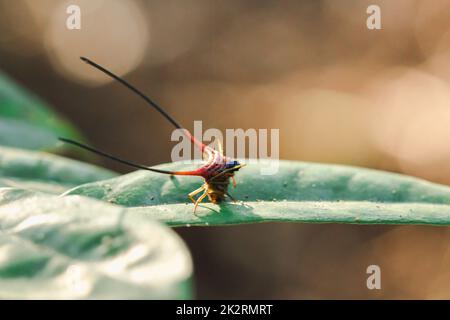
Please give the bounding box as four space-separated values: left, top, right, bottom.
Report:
217 138 224 155
226 191 237 203
209 164 246 182
188 184 206 204
194 189 209 214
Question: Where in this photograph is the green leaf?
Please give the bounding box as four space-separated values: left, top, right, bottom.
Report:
0 71 83 150
0 146 117 194
0 188 193 299
66 160 450 226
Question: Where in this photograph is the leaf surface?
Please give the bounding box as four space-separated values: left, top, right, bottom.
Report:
0 146 116 194
66 160 450 226
0 188 192 299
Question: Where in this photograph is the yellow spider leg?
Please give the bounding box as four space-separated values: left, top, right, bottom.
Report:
194 190 208 213
188 184 206 204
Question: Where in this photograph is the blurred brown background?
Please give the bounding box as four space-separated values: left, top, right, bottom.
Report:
0 0 449 299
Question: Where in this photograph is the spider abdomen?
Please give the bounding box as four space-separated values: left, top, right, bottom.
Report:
205 173 233 203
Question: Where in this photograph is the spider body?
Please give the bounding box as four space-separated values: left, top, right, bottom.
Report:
169 139 243 211
205 170 236 203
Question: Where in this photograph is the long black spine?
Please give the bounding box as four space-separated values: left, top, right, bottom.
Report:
80 56 182 129
60 57 185 172
59 138 174 174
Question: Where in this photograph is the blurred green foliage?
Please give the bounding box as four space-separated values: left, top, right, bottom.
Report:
0 72 83 151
